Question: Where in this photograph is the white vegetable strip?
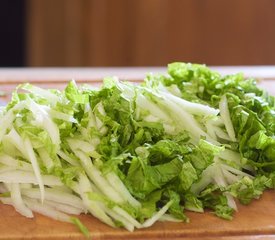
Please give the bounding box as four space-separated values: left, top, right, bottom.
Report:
57 150 80 167
74 150 124 204
208 117 224 127
159 214 183 222
191 165 215 194
0 154 33 172
102 206 134 232
0 197 13 205
143 114 161 123
165 84 182 97
222 168 242 184
0 170 63 186
70 181 82 196
163 123 176 135
219 149 241 165
118 81 172 123
213 165 237 211
113 206 142 228
49 109 77 123
10 183 33 218
22 84 60 103
142 200 174 228
21 188 85 210
27 99 60 146
24 137 45 203
0 111 15 142
205 122 218 141
213 126 232 141
36 148 54 171
51 185 73 194
94 102 106 130
0 101 25 142
116 80 135 100
136 94 172 122
220 163 254 178
225 193 237 211
78 173 115 227
24 198 71 223
106 172 141 208
67 138 96 157
152 92 211 142
20 183 32 189
86 106 97 129
0 166 17 173
219 95 237 142
44 200 84 215
160 91 219 116
5 128 28 158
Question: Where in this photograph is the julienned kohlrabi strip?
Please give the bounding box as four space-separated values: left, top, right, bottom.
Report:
0 62 274 235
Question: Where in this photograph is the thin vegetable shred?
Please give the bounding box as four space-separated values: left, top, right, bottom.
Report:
0 63 274 235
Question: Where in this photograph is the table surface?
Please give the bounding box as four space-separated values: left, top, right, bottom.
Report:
0 66 274 240
0 66 275 81
0 66 274 96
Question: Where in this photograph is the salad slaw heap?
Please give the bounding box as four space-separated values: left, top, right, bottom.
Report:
0 63 274 235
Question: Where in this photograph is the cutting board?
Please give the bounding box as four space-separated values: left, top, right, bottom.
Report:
0 191 275 239
0 68 274 239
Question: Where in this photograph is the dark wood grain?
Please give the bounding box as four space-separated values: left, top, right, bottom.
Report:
26 0 275 66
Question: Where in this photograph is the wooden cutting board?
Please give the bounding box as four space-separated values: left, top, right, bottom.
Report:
0 191 275 239
0 67 274 239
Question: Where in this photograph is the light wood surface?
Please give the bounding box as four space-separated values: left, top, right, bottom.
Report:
0 191 274 240
0 67 274 239
0 66 274 96
1 66 275 81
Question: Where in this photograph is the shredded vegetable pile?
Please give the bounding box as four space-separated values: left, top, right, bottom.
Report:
0 63 274 235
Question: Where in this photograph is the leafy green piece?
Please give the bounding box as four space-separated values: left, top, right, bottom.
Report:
164 190 188 221
0 62 274 234
126 156 183 199
228 175 273 204
65 81 89 104
179 162 198 191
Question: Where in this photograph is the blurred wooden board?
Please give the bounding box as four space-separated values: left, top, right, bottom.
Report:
0 66 275 82
0 67 274 239
0 67 274 101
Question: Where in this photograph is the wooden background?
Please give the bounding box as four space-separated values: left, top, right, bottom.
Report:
26 0 275 66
